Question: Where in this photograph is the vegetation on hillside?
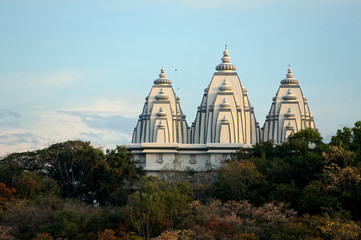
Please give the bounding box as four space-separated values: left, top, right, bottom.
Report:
0 121 361 240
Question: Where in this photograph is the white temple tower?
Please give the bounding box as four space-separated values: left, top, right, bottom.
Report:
261 66 316 143
191 47 260 144
132 67 190 144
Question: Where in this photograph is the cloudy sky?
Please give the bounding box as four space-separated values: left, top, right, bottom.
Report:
1 0 361 155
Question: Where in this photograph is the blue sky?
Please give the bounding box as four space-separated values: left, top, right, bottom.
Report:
1 0 361 154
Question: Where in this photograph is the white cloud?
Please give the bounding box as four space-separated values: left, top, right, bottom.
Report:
65 95 144 118
0 94 140 155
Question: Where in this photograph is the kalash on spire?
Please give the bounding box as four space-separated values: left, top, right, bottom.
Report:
215 46 237 72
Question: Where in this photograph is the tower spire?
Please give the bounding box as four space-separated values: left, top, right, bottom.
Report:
281 65 299 85
215 46 236 72
154 67 172 85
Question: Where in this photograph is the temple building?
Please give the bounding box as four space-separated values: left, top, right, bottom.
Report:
129 48 316 172
131 67 190 144
261 66 316 143
191 48 259 144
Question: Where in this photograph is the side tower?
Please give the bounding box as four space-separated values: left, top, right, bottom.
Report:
132 67 190 144
191 47 260 144
262 66 316 143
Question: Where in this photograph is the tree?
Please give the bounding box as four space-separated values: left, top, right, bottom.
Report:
43 141 106 202
0 225 17 240
297 180 341 215
0 183 16 210
32 232 54 240
330 121 361 158
331 127 353 149
179 199 296 240
276 213 361 240
95 146 144 206
128 176 193 239
249 141 276 159
150 230 193 240
2 196 63 240
214 161 267 204
15 171 59 199
43 141 143 205
1 141 144 204
321 145 361 219
323 146 356 168
0 150 46 188
288 128 323 145
97 224 141 240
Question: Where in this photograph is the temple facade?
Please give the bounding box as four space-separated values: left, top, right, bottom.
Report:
129 48 316 172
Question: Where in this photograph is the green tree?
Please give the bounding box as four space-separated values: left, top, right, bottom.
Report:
297 180 341 215
287 128 323 145
330 121 361 158
2 196 63 240
1 141 144 205
43 141 106 202
321 145 361 219
95 146 144 206
43 141 143 204
214 161 267 204
38 200 124 240
0 150 46 188
128 176 193 239
15 171 59 199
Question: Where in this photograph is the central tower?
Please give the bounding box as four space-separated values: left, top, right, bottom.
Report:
191 47 260 144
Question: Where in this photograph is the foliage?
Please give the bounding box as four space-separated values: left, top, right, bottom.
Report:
158 170 217 202
214 161 267 204
43 142 144 205
1 122 361 239
321 145 361 219
39 199 125 240
297 180 341 215
150 230 193 240
0 225 17 240
32 232 54 240
0 183 16 210
179 199 296 240
0 150 47 186
330 121 361 158
42 141 107 202
287 128 323 145
323 145 356 168
1 195 63 239
233 232 259 240
97 225 141 240
97 146 145 206
128 176 193 239
276 213 361 240
15 171 60 199
0 141 144 205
